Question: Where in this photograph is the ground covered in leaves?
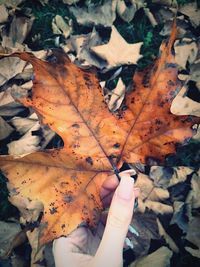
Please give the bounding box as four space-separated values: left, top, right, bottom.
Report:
0 0 200 267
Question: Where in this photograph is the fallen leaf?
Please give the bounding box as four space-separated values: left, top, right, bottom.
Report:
143 7 158 27
44 243 55 267
7 195 46 266
190 61 200 83
159 16 190 38
152 0 177 7
150 166 194 189
107 78 126 111
91 26 143 68
10 113 38 135
0 4 8 23
116 0 141 23
0 23 199 245
186 170 200 209
0 57 27 87
179 2 200 28
3 228 27 258
62 0 79 4
6 122 39 156
170 201 188 233
0 221 21 258
130 246 173 267
153 6 176 26
0 116 14 140
26 227 46 267
52 15 72 39
0 87 15 106
1 15 34 48
171 85 200 117
64 28 106 68
185 216 200 258
3 0 25 8
0 101 26 117
7 120 54 156
174 38 198 69
69 0 117 27
129 210 160 257
135 173 172 214
157 218 179 253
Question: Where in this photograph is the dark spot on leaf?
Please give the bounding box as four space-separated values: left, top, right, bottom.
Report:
49 207 58 214
113 143 120 148
166 63 176 68
47 55 57 64
167 80 175 86
155 119 162 125
59 67 68 78
72 123 80 128
84 74 93 88
64 194 74 203
86 156 93 165
60 181 69 187
130 97 135 104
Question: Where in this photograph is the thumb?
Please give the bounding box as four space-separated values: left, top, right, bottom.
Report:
92 172 139 267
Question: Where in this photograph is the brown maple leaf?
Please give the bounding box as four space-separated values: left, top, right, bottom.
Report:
0 22 199 245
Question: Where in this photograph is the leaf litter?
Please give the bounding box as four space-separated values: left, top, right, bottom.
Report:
0 1 200 267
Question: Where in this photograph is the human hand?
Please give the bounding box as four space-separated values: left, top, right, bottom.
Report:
53 170 140 267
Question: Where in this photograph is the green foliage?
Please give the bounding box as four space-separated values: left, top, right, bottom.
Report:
20 0 73 49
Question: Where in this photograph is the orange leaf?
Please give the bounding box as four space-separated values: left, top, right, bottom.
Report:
0 22 199 245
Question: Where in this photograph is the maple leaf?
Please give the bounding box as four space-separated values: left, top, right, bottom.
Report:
0 22 199 245
91 26 143 68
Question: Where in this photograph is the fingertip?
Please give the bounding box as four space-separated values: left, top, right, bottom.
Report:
133 187 140 198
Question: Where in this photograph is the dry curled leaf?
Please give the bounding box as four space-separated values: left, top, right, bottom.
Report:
107 78 126 112
0 22 199 245
0 4 8 23
64 28 106 68
179 2 200 28
157 218 179 253
130 246 173 267
69 0 117 27
0 57 26 87
149 166 194 189
185 216 200 258
135 173 172 214
129 210 160 258
52 15 72 39
0 116 14 140
171 85 200 117
0 221 21 258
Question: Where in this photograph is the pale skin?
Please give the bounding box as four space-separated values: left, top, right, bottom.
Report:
53 170 140 267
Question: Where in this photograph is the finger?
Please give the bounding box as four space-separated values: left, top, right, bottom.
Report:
100 175 119 199
102 187 139 209
92 173 137 267
100 169 137 200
